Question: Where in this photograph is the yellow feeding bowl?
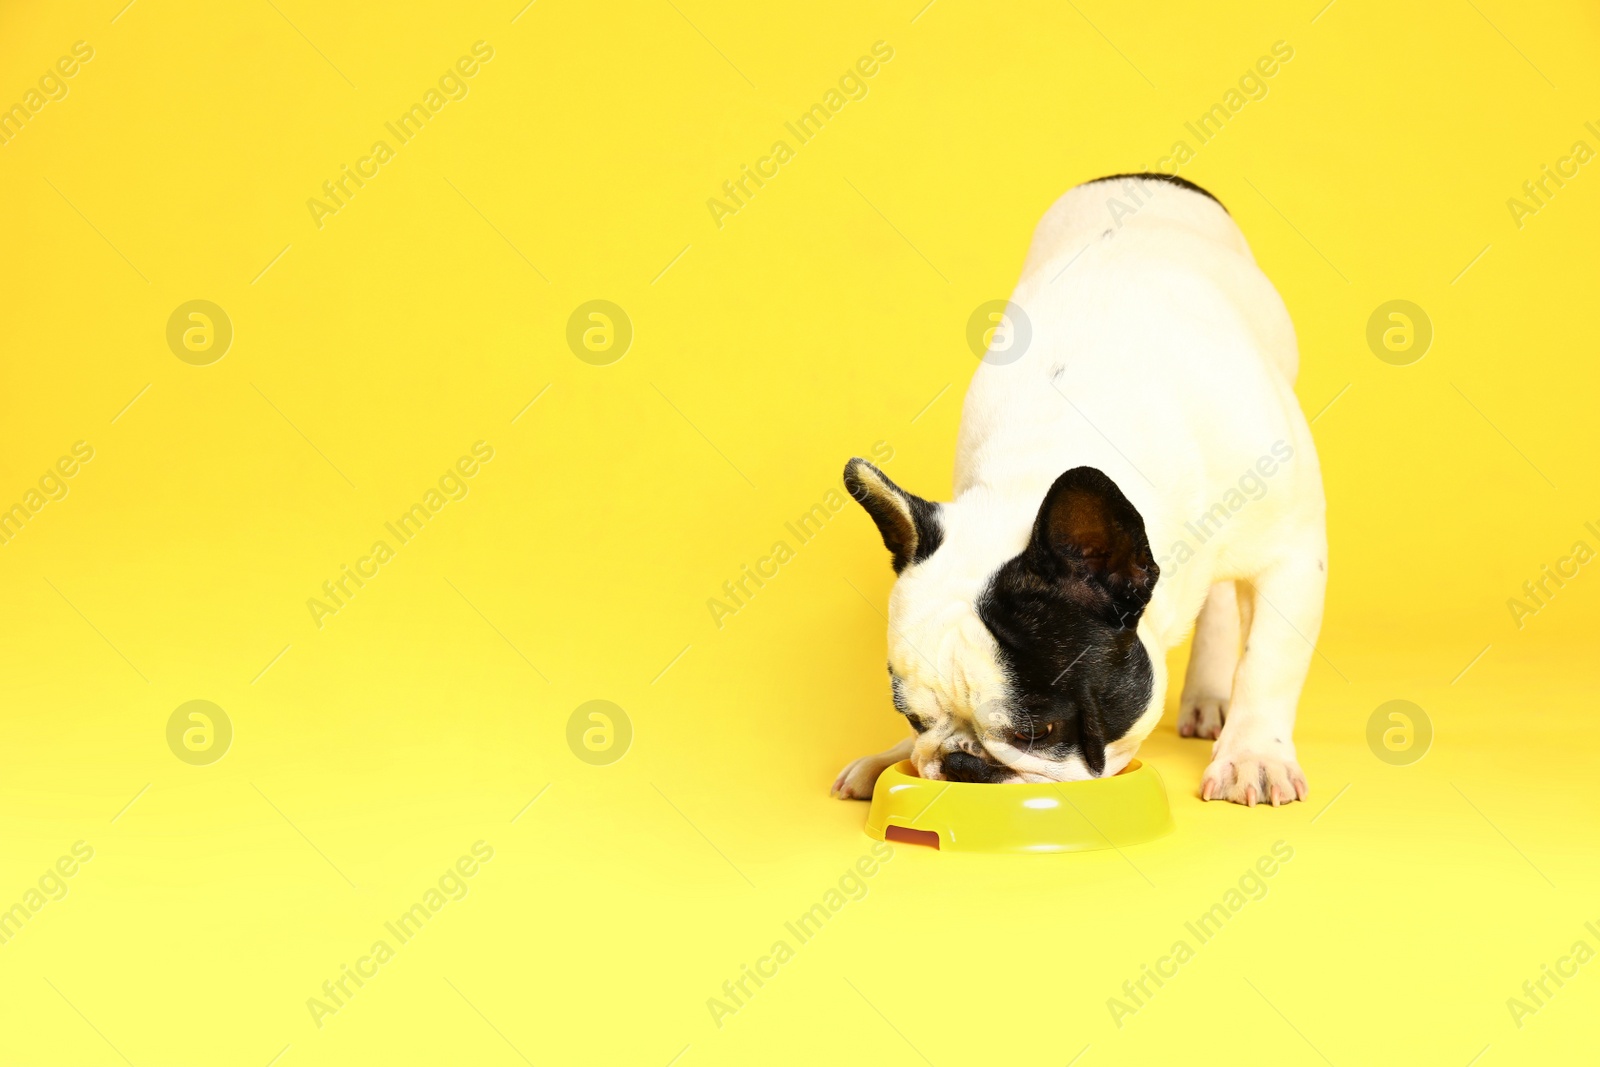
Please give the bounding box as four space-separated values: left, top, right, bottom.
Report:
864 759 1173 853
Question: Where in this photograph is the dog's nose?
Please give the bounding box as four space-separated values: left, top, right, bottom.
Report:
941 750 1005 783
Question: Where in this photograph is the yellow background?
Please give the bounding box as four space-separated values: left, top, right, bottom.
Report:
2 0 1597 1063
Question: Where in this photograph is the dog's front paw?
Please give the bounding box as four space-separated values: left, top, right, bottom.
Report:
1200 738 1307 806
831 755 889 801
1177 696 1227 739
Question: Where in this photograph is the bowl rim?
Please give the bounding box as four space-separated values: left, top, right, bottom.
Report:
874 756 1149 792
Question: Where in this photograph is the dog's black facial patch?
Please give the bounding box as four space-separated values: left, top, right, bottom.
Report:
976 467 1159 776
1088 172 1227 213
979 580 1153 776
844 458 943 572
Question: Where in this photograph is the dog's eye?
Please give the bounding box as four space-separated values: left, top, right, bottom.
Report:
1012 722 1058 745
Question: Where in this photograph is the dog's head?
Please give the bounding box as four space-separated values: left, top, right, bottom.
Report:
844 459 1162 783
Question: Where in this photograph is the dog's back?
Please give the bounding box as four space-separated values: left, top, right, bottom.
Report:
1016 174 1298 381
954 173 1322 643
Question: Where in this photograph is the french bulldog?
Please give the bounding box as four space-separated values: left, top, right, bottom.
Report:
832 173 1326 806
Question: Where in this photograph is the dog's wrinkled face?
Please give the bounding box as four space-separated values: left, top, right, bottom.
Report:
845 460 1161 783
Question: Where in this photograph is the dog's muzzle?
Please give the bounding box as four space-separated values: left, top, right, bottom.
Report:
939 750 1011 784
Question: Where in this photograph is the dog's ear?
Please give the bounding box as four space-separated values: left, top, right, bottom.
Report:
1076 690 1109 777
843 459 943 573
1024 467 1157 628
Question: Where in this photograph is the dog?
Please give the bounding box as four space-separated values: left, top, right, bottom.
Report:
831 173 1325 807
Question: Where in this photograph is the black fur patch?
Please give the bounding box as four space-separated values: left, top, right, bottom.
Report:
1087 172 1227 213
978 570 1154 776
844 459 943 572
974 467 1159 776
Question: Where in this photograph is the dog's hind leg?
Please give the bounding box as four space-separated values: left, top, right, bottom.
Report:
831 736 914 800
1178 580 1241 740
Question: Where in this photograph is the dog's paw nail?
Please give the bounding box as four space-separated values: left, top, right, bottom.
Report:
1202 749 1305 807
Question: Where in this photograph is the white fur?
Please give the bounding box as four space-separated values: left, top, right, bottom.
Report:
834 177 1326 806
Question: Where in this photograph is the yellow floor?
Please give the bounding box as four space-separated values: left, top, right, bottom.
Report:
3 1 1597 1063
